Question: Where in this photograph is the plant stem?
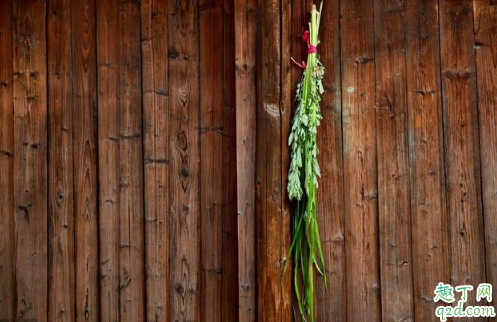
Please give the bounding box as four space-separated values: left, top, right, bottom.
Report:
285 4 325 322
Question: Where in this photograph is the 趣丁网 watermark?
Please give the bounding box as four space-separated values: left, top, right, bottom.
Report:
434 282 495 321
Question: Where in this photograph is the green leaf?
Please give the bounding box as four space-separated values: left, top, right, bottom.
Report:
284 4 326 321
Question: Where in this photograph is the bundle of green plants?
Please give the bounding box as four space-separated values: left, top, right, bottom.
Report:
284 3 325 322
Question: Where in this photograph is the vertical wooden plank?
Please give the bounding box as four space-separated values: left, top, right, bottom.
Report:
141 0 170 321
48 0 75 320
474 0 497 309
315 0 346 321
221 0 239 320
0 0 15 318
406 1 450 320
439 0 486 314
168 0 200 321
72 0 99 320
256 0 290 321
280 1 292 321
234 0 257 320
98 1 145 320
340 0 381 320
12 0 48 320
117 1 145 321
373 0 414 321
97 0 120 320
199 0 223 320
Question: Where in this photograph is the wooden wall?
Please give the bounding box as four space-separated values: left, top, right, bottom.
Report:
0 0 237 321
0 0 496 321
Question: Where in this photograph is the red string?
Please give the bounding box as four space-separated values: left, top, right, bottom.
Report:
291 57 307 69
301 30 317 54
291 30 317 69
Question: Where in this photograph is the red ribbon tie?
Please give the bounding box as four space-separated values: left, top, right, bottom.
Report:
291 30 317 69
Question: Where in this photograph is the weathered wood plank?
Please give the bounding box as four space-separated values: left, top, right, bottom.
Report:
47 0 75 320
373 1 414 321
439 0 486 316
72 0 99 320
0 0 14 318
221 0 239 320
141 0 170 321
256 0 288 321
12 0 48 320
474 0 497 311
199 0 224 320
168 0 200 321
117 1 146 321
280 0 292 321
340 0 381 320
406 0 450 320
234 0 257 320
314 0 346 321
96 0 120 320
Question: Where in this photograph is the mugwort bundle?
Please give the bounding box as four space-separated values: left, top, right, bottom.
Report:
284 3 326 322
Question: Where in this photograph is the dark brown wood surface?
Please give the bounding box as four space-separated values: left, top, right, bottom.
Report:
281 2 293 322
48 0 75 320
167 0 200 321
373 0 414 321
221 1 239 320
97 0 120 320
256 0 286 320
97 0 122 320
235 0 257 320
1 0 497 321
13 0 48 321
314 0 345 321
141 0 170 321
406 1 450 321
440 0 486 319
0 0 14 319
72 0 99 320
200 1 224 320
474 0 497 312
71 0 100 322
341 0 381 320
118 1 145 321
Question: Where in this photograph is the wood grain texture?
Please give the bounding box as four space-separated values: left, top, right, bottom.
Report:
98 1 145 320
168 0 200 321
71 0 99 320
340 0 381 320
314 0 346 321
117 1 145 321
199 0 224 320
235 0 257 320
256 0 291 321
97 0 120 320
406 0 450 320
373 0 414 321
280 1 292 321
0 0 15 319
1 1 497 321
12 0 48 321
221 0 239 320
439 0 486 316
141 0 170 321
474 0 497 311
48 0 75 320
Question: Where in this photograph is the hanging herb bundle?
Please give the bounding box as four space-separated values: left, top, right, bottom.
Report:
284 3 325 322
